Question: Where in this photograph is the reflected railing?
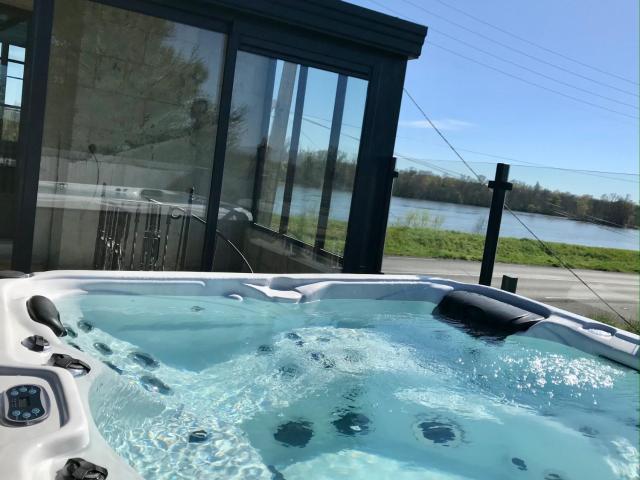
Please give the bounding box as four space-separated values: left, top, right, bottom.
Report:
92 183 340 273
93 186 197 271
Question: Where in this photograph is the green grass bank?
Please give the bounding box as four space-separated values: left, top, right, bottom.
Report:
282 212 638 273
384 226 639 274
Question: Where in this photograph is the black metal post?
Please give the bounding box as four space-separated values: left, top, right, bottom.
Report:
479 163 512 286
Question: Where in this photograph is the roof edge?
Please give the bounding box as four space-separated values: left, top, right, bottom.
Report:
202 0 428 59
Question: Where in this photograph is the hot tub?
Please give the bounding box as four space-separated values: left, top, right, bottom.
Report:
0 271 638 479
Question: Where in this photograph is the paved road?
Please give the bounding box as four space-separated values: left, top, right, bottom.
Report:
382 256 639 323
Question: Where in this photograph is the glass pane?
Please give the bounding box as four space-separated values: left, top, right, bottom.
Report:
8 45 25 62
7 61 23 79
324 76 367 254
259 60 300 230
285 67 337 246
4 77 22 106
496 164 639 331
32 0 226 270
213 51 368 273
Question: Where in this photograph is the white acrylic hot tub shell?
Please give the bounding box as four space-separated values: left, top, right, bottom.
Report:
0 270 637 479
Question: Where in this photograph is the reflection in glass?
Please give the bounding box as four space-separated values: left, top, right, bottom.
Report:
8 44 24 62
4 77 21 106
7 61 22 78
286 67 337 246
214 51 368 273
33 0 226 270
324 76 367 254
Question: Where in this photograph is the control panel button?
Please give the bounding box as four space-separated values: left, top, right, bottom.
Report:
4 384 49 426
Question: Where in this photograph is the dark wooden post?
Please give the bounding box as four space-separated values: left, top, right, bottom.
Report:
479 163 512 286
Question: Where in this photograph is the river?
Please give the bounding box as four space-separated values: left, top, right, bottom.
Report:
274 186 639 251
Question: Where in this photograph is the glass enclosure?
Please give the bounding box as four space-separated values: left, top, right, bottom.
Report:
0 0 30 269
0 0 425 275
214 51 368 273
32 0 226 270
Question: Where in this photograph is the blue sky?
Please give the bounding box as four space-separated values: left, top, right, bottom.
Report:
345 0 639 201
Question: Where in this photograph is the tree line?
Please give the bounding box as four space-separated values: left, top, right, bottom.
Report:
287 150 638 229
393 168 639 229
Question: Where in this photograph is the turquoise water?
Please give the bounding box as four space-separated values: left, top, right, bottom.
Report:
56 294 639 480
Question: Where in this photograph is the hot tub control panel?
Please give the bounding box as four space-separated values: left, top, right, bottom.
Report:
3 384 49 426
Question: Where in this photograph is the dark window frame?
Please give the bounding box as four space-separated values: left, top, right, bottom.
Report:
12 0 51 272
12 0 426 274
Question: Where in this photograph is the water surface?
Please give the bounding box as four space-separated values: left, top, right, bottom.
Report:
272 185 639 250
57 294 640 479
